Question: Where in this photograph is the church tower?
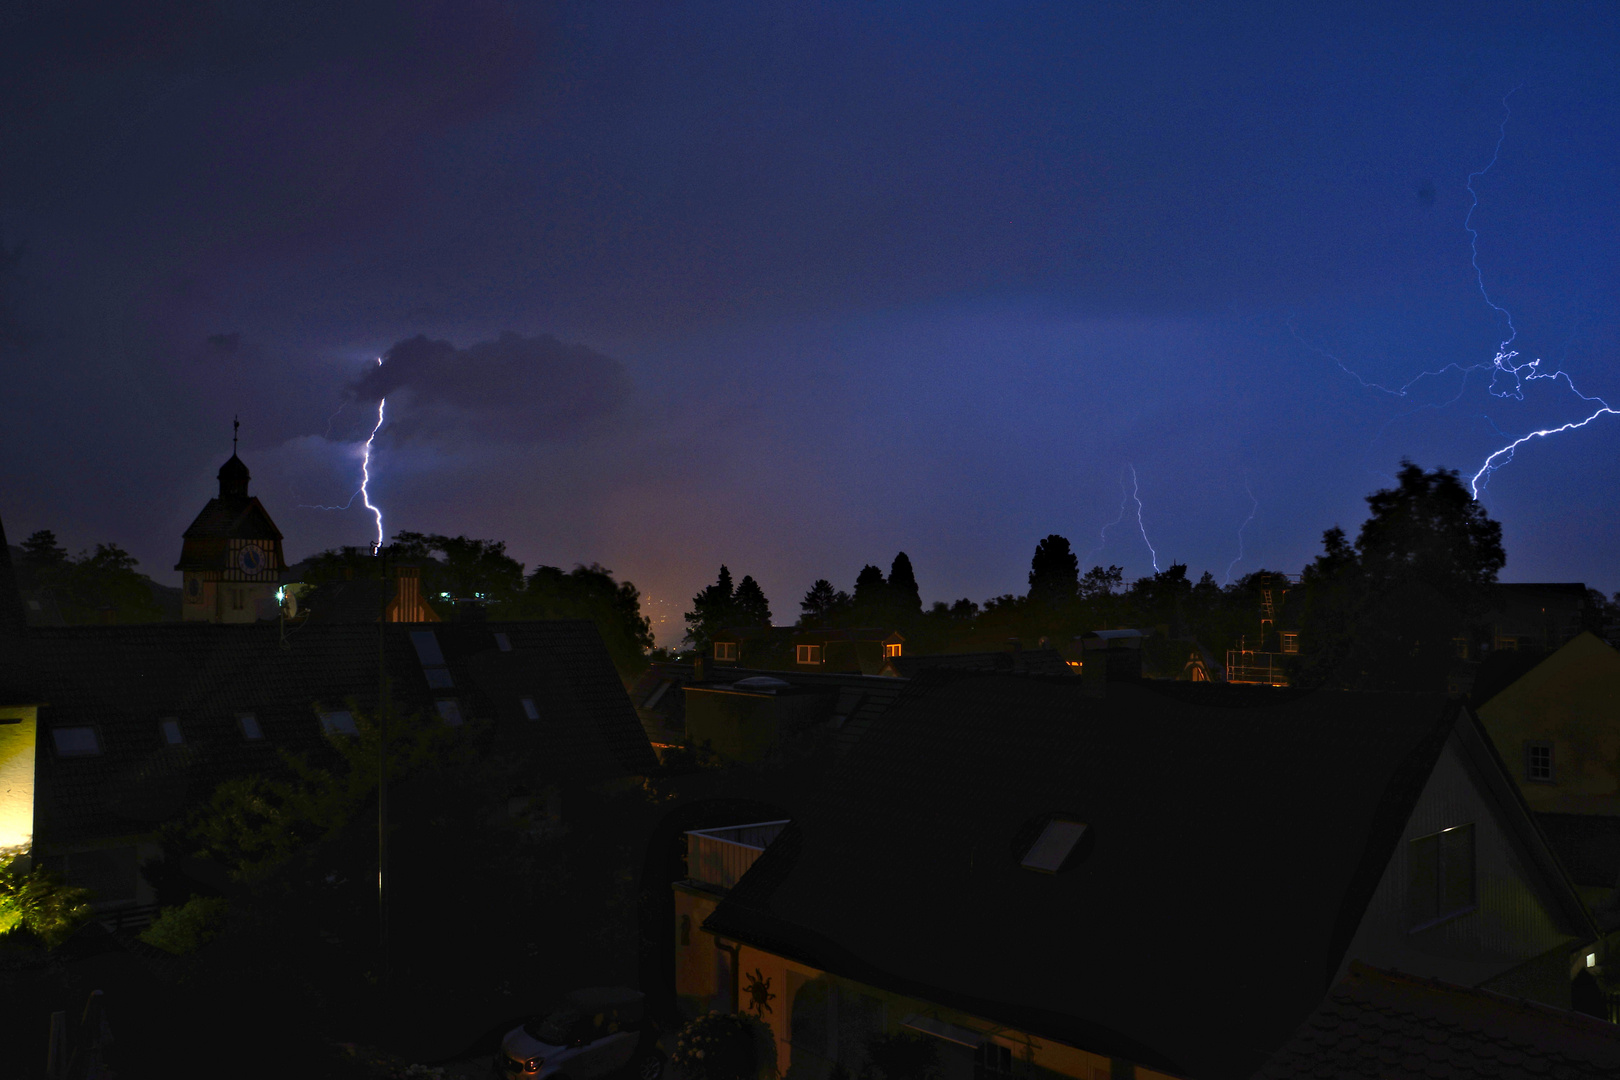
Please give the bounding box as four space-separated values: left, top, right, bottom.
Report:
175 423 287 623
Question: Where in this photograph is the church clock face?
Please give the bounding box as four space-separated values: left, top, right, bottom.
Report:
238 543 265 575
185 576 204 603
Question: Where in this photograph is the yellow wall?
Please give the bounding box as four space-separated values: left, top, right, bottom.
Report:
672 898 1184 1080
0 705 36 860
1478 632 1620 815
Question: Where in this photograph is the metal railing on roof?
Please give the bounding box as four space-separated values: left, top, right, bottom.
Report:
684 819 791 891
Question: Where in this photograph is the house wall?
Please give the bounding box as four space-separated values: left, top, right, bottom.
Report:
1477 633 1620 816
0 704 37 859
672 902 1182 1080
730 944 1184 1080
1336 732 1577 1005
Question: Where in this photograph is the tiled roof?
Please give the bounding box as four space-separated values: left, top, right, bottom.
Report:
22 619 654 845
703 673 1517 1080
1254 962 1620 1079
177 496 284 543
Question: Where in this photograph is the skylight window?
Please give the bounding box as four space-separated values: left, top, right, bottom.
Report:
1020 819 1089 873
320 710 359 736
435 699 463 725
52 726 100 757
238 713 263 740
410 630 454 688
494 632 512 652
521 697 540 721
160 718 183 746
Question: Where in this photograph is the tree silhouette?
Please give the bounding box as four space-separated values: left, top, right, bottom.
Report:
1027 534 1079 606
732 575 772 627
683 565 736 649
1298 462 1505 691
888 552 922 621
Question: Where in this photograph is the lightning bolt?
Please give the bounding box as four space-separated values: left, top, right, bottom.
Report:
361 389 386 554
298 356 388 552
1293 88 1617 497
1126 464 1160 574
1224 477 1258 586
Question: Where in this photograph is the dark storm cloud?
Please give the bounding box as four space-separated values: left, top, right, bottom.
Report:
346 332 632 444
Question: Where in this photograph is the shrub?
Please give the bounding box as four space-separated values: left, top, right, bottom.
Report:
140 895 230 955
864 1033 939 1080
673 1011 774 1080
0 857 92 947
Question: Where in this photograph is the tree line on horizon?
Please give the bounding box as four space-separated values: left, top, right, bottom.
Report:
681 463 1620 692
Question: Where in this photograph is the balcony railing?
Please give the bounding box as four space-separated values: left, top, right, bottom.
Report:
1225 650 1290 686
685 820 791 891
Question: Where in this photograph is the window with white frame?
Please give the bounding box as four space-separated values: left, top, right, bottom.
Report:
713 641 737 661
1525 741 1554 782
796 644 822 665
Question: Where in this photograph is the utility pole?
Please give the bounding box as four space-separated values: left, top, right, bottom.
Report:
377 544 390 1009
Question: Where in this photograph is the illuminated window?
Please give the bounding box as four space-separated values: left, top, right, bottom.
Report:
52 727 100 757
238 713 263 740
884 643 902 658
1526 742 1554 783
160 718 183 745
713 641 737 662
521 697 540 721
1408 823 1475 930
796 644 822 665
436 699 463 725
1494 636 1517 652
1280 632 1299 655
319 710 358 736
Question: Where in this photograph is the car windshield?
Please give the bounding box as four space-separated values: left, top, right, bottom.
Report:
525 1007 592 1046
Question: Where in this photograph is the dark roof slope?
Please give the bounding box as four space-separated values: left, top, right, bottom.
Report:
886 648 1071 678
28 619 654 845
704 674 1480 1080
1254 962 1620 1079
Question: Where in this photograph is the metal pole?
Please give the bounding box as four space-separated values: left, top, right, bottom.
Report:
378 546 389 1004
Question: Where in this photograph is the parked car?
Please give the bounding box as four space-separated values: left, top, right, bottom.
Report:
498 987 664 1080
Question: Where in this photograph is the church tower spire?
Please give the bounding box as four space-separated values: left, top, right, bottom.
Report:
176 420 287 623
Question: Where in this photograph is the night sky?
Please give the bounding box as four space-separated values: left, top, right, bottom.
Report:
4 2 1618 645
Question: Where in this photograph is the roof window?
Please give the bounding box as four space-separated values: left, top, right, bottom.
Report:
160 718 183 746
521 697 540 721
1018 816 1091 874
238 713 263 740
52 726 100 757
494 632 512 652
435 699 463 726
411 630 454 688
320 710 359 736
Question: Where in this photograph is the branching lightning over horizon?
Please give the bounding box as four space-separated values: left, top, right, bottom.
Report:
298 356 387 553
1296 88 1618 500
1088 464 1161 575
1224 477 1258 586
